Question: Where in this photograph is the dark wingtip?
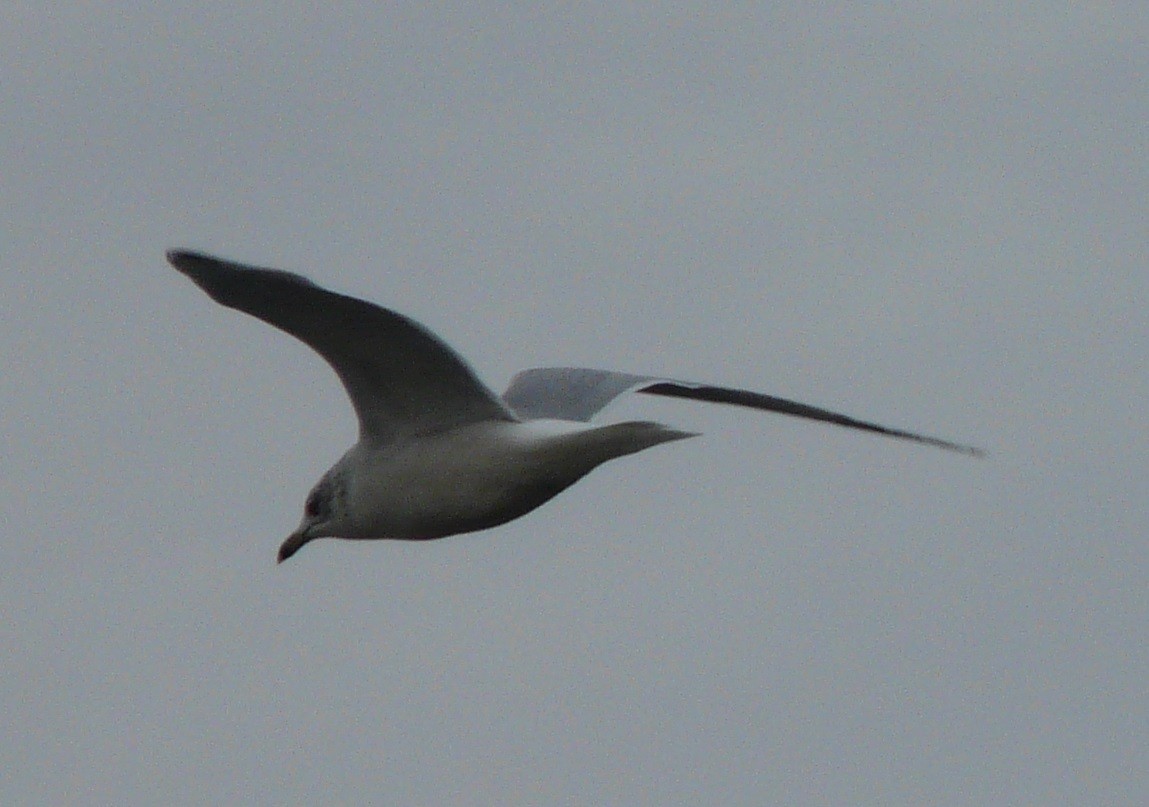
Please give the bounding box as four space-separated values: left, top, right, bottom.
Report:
913 435 987 458
638 382 985 458
167 249 319 290
958 444 987 459
166 248 215 270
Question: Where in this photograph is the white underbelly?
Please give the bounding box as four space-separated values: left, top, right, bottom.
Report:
345 420 603 539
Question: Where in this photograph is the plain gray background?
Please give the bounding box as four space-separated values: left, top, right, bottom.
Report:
3 5 1146 805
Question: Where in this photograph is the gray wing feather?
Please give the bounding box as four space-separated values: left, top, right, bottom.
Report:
503 367 983 456
502 367 656 421
169 250 516 440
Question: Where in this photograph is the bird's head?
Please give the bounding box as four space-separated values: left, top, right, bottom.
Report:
278 472 342 563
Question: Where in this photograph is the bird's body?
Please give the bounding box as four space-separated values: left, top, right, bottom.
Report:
284 418 692 558
168 249 981 562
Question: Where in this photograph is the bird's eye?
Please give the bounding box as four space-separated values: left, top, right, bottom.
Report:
305 492 324 518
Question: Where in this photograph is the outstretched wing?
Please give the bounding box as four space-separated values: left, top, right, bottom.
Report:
169 250 516 441
503 367 983 456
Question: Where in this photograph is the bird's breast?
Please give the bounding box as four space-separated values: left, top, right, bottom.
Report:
341 420 605 540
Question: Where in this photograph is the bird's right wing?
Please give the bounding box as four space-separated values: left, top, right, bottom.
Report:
169 250 516 441
503 367 983 456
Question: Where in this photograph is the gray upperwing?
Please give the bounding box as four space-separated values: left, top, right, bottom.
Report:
504 367 983 456
169 250 516 441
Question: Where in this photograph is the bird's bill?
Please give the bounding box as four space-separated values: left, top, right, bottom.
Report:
277 528 311 564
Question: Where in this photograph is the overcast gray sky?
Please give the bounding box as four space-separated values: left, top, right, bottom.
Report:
3 4 1147 805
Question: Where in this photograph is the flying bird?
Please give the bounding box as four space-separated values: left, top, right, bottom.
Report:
168 250 982 562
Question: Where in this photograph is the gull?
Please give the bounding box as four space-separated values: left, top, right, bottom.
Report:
168 250 982 562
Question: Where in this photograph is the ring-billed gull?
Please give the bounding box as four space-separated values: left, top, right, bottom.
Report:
168 250 982 562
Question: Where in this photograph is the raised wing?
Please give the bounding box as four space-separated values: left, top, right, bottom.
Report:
503 367 983 456
169 250 516 441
